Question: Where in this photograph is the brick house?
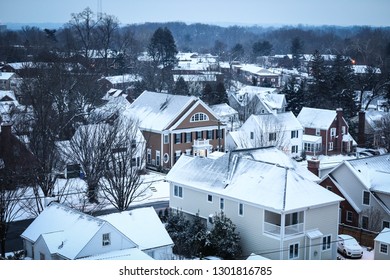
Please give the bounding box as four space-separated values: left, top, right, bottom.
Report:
124 91 226 170
297 107 357 156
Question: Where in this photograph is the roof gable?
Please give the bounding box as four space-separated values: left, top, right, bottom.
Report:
125 91 197 131
297 107 337 129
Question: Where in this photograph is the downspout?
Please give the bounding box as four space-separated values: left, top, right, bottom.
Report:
325 129 328 156
280 167 288 260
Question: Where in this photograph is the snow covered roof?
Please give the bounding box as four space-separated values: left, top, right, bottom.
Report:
99 207 173 251
81 248 153 260
297 107 338 129
375 228 390 244
166 147 338 212
345 154 390 193
0 72 16 80
124 91 197 131
238 64 279 76
173 73 217 82
100 74 142 85
352 65 381 74
248 111 303 132
209 103 238 117
21 202 114 259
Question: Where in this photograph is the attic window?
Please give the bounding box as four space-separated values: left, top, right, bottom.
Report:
190 113 209 122
102 233 111 246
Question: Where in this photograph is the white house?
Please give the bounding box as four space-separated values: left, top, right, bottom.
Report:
166 147 342 260
226 111 303 157
374 227 390 260
209 103 240 132
20 203 173 260
319 154 390 231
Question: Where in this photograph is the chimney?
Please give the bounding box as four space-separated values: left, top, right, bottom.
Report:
358 110 366 146
307 157 320 177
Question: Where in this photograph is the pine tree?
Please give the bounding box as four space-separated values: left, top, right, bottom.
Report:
173 76 189 96
214 82 228 105
202 83 213 104
307 50 331 109
206 212 242 259
188 212 207 258
281 76 306 116
165 209 191 258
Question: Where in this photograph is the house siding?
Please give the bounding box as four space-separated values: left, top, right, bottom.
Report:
76 223 135 259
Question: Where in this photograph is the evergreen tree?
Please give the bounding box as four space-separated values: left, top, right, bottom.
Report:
330 54 357 118
214 82 228 105
165 209 191 258
173 76 189 96
307 50 331 109
188 212 207 258
206 212 242 260
291 37 304 69
202 83 213 104
282 76 306 116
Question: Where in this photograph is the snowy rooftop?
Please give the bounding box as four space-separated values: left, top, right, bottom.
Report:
99 207 173 251
209 103 238 117
375 228 390 244
101 74 142 85
0 72 16 80
166 147 338 212
249 111 303 131
297 107 339 129
124 91 197 131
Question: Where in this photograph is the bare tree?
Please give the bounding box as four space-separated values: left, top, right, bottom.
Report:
361 206 385 232
66 122 118 203
99 117 148 211
235 114 287 150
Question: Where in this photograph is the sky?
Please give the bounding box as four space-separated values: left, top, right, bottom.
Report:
1 0 390 27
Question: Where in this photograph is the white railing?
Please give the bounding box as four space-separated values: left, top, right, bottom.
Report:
264 222 304 236
193 139 211 147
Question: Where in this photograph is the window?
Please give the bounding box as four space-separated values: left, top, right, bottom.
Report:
363 191 370 205
186 132 192 143
289 243 299 259
174 185 183 198
362 215 369 229
208 194 213 202
238 203 244 216
175 133 182 144
220 198 224 210
196 131 202 140
330 127 336 138
291 130 299 139
164 134 169 144
191 112 209 122
269 132 276 142
380 243 388 254
175 151 181 162
342 126 346 135
383 221 390 229
207 130 213 140
147 149 151 164
102 233 111 246
40 252 46 260
315 128 320 136
156 151 160 166
326 185 332 191
163 153 169 163
328 142 334 151
346 211 353 222
185 149 191 155
291 145 298 154
322 235 331 251
250 131 254 140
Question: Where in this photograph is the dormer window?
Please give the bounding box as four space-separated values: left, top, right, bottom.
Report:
191 113 209 122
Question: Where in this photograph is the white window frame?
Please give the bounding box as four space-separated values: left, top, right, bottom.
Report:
383 220 390 229
102 233 111 246
363 191 370 206
207 194 213 203
289 242 299 259
330 127 336 138
315 128 320 136
156 150 160 166
328 142 334 151
322 235 331 251
362 215 369 229
147 148 151 164
250 131 254 140
190 112 209 122
380 243 388 255
291 130 298 139
174 185 183 198
163 134 169 144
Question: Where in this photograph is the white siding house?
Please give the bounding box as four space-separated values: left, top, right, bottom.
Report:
166 147 343 260
21 203 172 260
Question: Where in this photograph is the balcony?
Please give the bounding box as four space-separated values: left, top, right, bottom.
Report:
193 139 212 157
264 222 304 237
264 210 304 237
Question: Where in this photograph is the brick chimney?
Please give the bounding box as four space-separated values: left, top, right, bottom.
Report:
358 110 366 147
307 157 320 177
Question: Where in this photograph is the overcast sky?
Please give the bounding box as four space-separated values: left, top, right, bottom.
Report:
1 0 389 27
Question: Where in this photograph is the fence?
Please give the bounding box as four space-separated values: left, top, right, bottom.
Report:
339 223 378 248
